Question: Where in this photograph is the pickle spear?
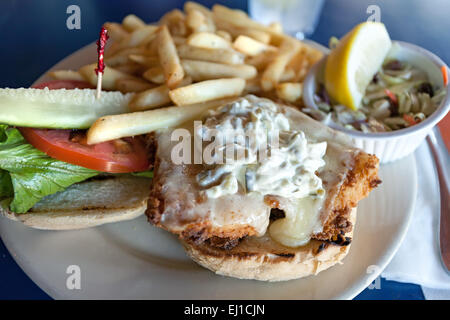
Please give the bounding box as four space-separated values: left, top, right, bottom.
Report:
0 88 133 129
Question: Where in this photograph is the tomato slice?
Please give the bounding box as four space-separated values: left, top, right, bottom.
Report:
21 80 150 173
19 128 150 173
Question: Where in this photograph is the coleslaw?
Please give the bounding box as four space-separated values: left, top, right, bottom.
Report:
304 59 446 132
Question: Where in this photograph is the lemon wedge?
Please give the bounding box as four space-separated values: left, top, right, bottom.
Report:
325 22 392 110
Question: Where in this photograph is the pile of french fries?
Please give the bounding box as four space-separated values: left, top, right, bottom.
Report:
49 2 324 144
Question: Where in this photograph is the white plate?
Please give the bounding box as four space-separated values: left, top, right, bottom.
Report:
0 43 417 300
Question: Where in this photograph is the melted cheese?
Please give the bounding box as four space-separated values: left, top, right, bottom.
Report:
269 197 323 247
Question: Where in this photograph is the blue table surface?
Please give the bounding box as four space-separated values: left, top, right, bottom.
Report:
2 0 445 299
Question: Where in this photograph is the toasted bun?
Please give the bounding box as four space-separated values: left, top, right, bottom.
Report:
0 176 151 230
182 208 356 282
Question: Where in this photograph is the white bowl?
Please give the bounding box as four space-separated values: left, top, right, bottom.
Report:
302 41 450 163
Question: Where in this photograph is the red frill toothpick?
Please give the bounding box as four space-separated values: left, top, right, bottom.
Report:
95 26 109 99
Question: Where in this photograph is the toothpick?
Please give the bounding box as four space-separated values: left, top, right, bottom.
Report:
95 27 109 99
96 72 103 99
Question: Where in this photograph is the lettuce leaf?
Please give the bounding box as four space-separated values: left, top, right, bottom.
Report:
0 125 98 213
131 170 154 178
0 170 13 198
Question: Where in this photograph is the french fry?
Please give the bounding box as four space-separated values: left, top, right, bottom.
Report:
268 22 283 34
145 36 160 56
215 30 232 42
105 47 153 66
287 49 310 82
120 25 158 48
279 68 296 82
115 78 154 93
105 54 129 67
122 14 146 32
212 4 249 20
169 78 245 105
245 51 276 70
268 33 293 47
129 77 192 111
184 1 216 32
181 59 257 81
160 8 185 21
275 82 303 103
177 44 243 65
48 70 85 82
103 22 129 42
114 63 146 76
214 19 271 44
172 36 187 46
159 9 187 37
244 77 262 94
128 54 159 68
184 1 213 18
105 41 122 57
157 25 185 88
242 29 271 44
186 9 209 33
87 98 233 145
233 35 277 56
295 64 309 82
212 4 291 45
261 39 301 91
287 48 306 71
187 32 231 49
79 64 138 90
129 85 172 110
212 5 270 34
304 46 324 65
142 66 165 84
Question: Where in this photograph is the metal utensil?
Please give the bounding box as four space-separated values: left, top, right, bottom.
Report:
426 127 450 272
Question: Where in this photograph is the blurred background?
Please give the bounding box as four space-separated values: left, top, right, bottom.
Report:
1 0 449 300
1 0 449 88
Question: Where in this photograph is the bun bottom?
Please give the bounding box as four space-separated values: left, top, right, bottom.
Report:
0 176 151 230
182 208 356 282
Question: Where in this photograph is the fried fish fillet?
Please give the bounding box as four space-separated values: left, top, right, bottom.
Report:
146 97 380 249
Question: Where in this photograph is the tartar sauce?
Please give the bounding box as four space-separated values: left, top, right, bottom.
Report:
195 95 328 246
